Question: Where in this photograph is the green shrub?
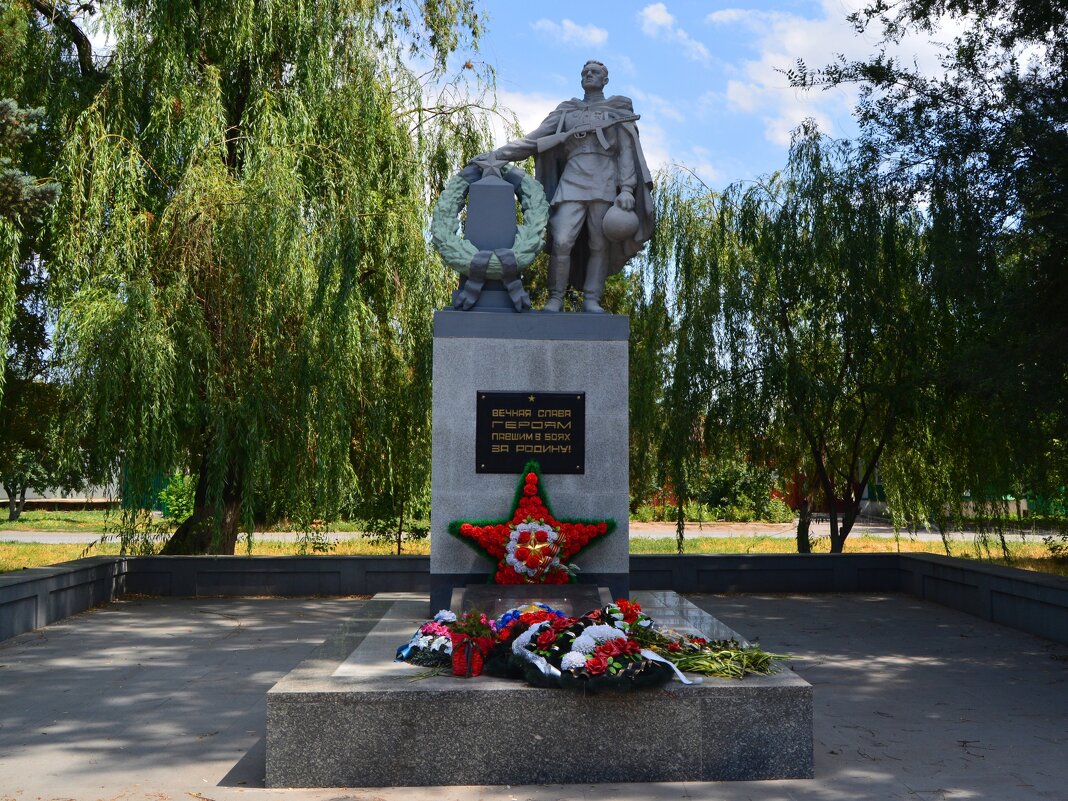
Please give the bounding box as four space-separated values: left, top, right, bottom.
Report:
726 504 755 522
683 500 711 521
697 457 779 520
631 493 793 523
633 504 656 523
764 498 794 523
158 471 195 524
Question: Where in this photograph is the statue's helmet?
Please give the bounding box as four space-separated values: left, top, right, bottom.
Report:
602 206 640 242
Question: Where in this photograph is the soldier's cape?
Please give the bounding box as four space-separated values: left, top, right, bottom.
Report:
534 95 655 289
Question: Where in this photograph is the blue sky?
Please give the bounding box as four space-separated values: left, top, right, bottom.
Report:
466 1 956 189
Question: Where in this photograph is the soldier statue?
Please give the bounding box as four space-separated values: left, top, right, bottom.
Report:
489 60 655 313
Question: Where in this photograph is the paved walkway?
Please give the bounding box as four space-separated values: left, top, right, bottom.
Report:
1 593 1066 800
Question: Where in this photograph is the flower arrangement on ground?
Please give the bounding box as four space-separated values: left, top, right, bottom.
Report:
498 606 676 692
396 609 457 667
395 608 498 676
447 610 497 677
448 461 615 585
606 600 786 679
398 600 786 689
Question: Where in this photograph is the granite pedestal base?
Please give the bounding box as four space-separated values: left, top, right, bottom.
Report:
265 591 813 787
429 311 631 613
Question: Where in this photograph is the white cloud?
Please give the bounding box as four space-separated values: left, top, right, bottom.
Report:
531 18 608 47
626 87 685 123
705 8 747 25
490 89 561 145
707 0 967 147
724 80 758 114
639 3 674 35
637 3 710 65
633 119 671 175
705 8 789 28
682 146 722 186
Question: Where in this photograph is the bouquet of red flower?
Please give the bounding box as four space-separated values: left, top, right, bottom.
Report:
449 462 615 585
493 601 675 693
447 610 496 678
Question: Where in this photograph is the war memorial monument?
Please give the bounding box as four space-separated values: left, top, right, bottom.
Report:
264 61 813 787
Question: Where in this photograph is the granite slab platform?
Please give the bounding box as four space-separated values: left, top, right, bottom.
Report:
265 591 813 787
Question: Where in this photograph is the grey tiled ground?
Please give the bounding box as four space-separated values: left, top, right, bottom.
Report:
1 593 1067 800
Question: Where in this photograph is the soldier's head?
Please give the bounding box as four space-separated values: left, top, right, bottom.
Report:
580 60 608 92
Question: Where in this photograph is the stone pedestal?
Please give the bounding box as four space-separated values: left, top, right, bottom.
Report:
430 310 630 611
264 591 814 787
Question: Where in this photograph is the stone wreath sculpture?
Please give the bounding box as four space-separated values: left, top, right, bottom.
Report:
431 154 550 311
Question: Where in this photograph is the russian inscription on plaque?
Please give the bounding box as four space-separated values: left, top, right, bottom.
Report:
476 391 585 474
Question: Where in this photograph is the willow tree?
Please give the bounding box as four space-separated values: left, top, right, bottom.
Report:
792 0 1068 532
31 0 489 552
651 124 933 552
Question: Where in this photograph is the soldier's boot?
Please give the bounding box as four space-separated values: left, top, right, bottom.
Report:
543 254 570 313
582 248 608 313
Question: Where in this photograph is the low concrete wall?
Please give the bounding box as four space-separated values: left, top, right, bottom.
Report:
0 556 127 642
631 552 1068 644
3 553 1068 646
125 555 431 597
898 553 1068 645
630 553 905 594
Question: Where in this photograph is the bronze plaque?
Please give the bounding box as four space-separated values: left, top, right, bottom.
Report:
476 391 585 474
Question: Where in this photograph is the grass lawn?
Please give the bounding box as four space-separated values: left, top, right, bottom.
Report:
0 510 422 536
4 533 1067 577
629 535 1068 577
0 510 116 533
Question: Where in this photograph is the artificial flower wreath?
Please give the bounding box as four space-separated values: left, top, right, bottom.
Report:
448 461 616 584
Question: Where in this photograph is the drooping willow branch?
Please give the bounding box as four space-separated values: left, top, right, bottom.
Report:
28 0 101 78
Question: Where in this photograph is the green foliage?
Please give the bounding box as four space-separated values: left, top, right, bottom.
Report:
0 258 79 520
100 508 171 556
631 504 655 523
790 0 1068 541
696 456 781 522
0 95 61 397
362 516 431 556
765 498 795 524
631 495 793 524
0 0 98 403
0 99 60 224
27 0 491 553
645 124 932 552
158 471 195 524
625 262 671 514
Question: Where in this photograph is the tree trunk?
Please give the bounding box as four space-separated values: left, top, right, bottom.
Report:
795 497 812 553
5 484 19 522
160 455 242 554
828 504 844 552
812 449 848 553
675 502 686 555
935 521 951 556
829 492 866 553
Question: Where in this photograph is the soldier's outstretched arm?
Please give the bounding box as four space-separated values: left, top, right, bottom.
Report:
493 109 562 162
